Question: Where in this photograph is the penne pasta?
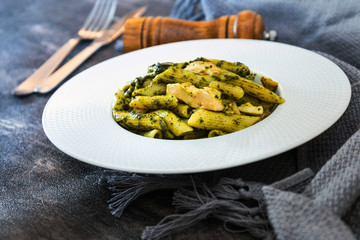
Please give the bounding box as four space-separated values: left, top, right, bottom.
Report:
188 109 260 132
113 111 166 131
113 89 126 111
153 110 193 137
129 95 178 110
172 103 192 118
143 129 163 139
183 130 209 140
239 102 264 116
185 61 241 82
132 83 167 96
153 66 213 88
260 75 278 91
209 81 244 100
196 57 250 77
228 77 285 104
112 57 285 139
208 130 228 138
237 94 275 110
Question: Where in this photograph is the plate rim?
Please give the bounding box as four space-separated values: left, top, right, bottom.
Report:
42 39 351 174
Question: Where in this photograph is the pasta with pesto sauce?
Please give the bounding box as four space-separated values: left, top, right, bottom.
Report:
112 57 285 139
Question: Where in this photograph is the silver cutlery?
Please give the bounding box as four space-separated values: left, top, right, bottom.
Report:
36 6 146 94
13 0 117 96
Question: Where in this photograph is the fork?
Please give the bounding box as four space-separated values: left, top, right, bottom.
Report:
13 0 117 96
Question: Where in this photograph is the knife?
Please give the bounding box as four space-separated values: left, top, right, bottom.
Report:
19 6 146 95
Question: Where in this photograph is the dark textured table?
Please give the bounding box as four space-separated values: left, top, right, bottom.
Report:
0 1 259 239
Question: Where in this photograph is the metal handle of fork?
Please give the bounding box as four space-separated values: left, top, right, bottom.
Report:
35 42 103 94
12 38 80 96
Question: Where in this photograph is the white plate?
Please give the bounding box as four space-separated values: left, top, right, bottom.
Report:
42 39 351 174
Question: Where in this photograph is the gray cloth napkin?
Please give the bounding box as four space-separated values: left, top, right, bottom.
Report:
264 130 360 240
171 0 360 70
107 0 360 239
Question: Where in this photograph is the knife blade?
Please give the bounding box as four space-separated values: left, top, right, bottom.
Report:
29 6 146 95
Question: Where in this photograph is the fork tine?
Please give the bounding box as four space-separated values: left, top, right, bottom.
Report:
100 0 117 31
86 0 107 32
78 0 118 39
91 0 117 32
91 0 111 32
81 0 102 31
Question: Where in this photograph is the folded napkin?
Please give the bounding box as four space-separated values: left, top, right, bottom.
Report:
107 0 360 239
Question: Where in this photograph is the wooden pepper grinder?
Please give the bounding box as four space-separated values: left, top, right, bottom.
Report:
123 10 275 53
